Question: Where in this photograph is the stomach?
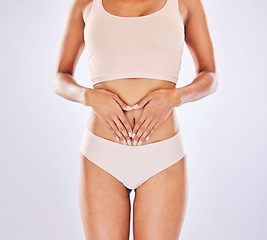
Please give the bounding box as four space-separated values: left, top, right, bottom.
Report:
86 77 181 145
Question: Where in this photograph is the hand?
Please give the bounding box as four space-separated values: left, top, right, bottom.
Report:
85 88 133 145
130 88 181 146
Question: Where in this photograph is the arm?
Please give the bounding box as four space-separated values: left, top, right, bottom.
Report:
52 0 134 143
172 0 218 107
130 0 218 145
52 0 93 106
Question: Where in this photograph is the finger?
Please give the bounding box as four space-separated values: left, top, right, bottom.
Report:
142 121 158 141
106 120 120 141
113 95 132 111
131 95 153 109
132 114 148 139
118 113 133 141
132 118 151 146
145 122 159 140
137 121 156 144
109 120 125 143
113 118 129 145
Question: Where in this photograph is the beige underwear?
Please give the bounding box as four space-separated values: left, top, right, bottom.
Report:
80 126 186 194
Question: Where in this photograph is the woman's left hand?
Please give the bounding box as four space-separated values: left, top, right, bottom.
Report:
130 88 182 146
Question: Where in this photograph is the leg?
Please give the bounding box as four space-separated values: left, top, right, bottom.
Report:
79 152 131 240
133 155 188 240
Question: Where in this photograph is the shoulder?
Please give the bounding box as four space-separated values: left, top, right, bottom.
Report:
73 0 92 5
180 0 203 8
179 0 207 26
69 0 93 12
180 0 206 15
68 0 93 22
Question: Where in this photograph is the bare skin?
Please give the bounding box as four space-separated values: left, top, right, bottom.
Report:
53 0 218 239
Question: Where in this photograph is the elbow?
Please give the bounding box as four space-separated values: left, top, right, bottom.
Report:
52 73 60 95
198 67 219 95
210 72 219 94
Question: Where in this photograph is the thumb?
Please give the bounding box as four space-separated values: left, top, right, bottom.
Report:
113 95 133 111
131 95 153 109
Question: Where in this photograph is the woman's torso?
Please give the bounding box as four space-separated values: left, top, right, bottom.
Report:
87 78 181 145
84 0 187 145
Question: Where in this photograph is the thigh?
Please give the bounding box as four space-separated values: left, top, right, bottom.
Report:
133 155 188 240
79 152 131 240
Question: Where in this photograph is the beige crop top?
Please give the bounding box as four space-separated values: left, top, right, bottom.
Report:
83 0 185 86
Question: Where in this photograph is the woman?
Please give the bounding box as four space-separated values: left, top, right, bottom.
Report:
52 0 218 238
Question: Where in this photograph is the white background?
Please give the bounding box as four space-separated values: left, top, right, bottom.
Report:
0 0 266 239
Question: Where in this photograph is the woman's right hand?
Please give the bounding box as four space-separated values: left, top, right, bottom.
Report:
84 88 133 145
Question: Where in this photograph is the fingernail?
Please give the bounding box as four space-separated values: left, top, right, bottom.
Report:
132 104 138 109
126 106 132 110
116 136 119 141
128 132 132 138
123 139 127 145
138 140 142 146
133 140 137 146
145 136 150 141
132 133 136 138
127 139 131 145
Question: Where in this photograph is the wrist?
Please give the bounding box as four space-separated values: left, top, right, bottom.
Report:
171 88 185 108
82 88 94 106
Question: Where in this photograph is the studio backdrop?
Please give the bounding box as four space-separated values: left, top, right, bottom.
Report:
0 0 266 239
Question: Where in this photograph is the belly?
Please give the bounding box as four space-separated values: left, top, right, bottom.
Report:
86 78 181 145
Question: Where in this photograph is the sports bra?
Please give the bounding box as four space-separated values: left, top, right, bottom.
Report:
83 0 185 86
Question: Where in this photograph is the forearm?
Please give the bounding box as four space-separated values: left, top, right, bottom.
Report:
173 70 218 107
52 72 92 105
